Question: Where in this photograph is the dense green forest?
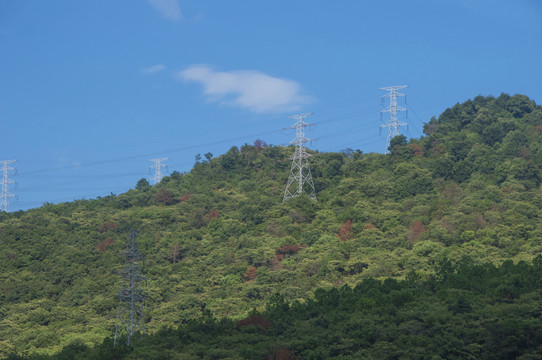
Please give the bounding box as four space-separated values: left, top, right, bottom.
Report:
10 257 542 359
1 93 542 358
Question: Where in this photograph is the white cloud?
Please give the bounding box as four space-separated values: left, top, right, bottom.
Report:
141 64 166 75
177 65 311 113
149 0 182 22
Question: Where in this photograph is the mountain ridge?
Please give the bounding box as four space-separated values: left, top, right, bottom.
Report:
1 93 542 357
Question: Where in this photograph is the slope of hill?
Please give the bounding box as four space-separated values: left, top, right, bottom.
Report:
15 257 542 359
1 93 541 357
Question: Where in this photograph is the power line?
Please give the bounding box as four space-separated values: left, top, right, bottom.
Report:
16 128 282 177
15 186 129 208
1 160 16 212
7 99 411 211
404 102 428 137
283 113 317 202
379 85 408 152
149 158 168 185
15 105 382 178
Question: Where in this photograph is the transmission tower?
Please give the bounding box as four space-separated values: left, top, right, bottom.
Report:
1 160 16 212
380 85 408 152
114 230 146 347
283 113 317 202
149 158 168 185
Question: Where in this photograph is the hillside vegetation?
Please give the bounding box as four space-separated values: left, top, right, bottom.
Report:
13 257 542 359
1 94 542 358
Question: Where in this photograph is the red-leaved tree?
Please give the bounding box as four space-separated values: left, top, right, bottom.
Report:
277 244 305 256
155 189 175 205
243 267 258 281
236 315 271 331
97 222 117 233
407 220 426 242
205 210 220 221
97 237 114 253
253 139 268 152
363 223 377 230
339 219 353 242
407 143 424 157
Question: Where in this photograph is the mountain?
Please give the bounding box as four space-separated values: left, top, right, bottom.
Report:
1 93 542 358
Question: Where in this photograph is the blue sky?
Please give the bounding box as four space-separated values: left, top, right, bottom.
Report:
0 0 541 211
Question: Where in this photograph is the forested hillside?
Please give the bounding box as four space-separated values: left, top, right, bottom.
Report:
1 94 542 358
14 258 542 359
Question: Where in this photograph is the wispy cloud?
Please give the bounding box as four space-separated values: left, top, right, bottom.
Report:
177 65 311 113
149 0 182 22
141 64 166 75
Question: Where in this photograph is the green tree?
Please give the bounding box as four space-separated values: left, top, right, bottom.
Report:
135 178 150 191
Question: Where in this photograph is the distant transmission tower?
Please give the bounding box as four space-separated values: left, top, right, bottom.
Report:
1 160 16 212
114 230 146 347
380 85 408 152
283 113 317 202
149 158 168 185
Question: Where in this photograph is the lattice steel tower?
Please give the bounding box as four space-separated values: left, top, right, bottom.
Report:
1 160 16 212
114 230 146 347
149 158 168 185
283 113 317 202
380 85 408 152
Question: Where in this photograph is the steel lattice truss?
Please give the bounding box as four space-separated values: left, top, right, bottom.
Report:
283 113 317 202
114 230 146 347
0 160 16 212
380 85 408 152
149 158 168 185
